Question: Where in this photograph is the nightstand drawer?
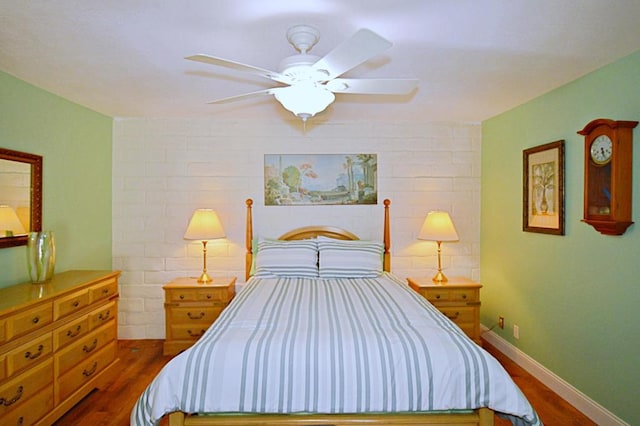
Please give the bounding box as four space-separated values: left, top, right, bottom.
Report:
167 306 224 325
165 287 233 304
438 306 476 324
424 288 478 303
169 324 210 341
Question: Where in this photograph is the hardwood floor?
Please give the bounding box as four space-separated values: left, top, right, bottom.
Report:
54 339 595 426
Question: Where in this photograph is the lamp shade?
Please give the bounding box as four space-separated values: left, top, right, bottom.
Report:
418 211 459 242
0 205 26 236
184 209 226 241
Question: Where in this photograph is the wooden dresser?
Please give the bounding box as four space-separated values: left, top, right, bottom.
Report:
0 270 120 425
407 276 482 345
163 276 236 356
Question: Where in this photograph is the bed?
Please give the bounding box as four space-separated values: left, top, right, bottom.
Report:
131 199 541 426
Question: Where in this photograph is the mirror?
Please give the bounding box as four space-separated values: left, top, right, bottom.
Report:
0 148 42 248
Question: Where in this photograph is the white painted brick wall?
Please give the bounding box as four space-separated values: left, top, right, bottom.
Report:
113 118 481 339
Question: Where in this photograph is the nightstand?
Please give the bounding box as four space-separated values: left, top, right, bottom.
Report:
163 276 236 356
407 276 482 345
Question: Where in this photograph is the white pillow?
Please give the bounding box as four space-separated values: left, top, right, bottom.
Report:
254 238 319 278
317 236 384 278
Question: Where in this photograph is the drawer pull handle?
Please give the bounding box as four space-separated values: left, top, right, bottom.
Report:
99 310 111 321
462 294 467 299
206 294 212 299
83 338 98 353
24 344 44 360
187 329 205 338
0 385 23 407
435 295 441 299
83 362 98 377
187 312 205 320
102 288 110 294
72 300 80 308
179 295 185 299
67 325 82 337
32 316 40 324
17 416 24 426
446 312 460 320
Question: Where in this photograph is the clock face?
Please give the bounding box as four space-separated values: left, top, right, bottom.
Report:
590 134 612 165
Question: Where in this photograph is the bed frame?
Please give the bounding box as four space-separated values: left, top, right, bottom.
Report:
166 198 494 426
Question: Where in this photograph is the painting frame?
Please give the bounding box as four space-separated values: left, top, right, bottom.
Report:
264 154 378 206
523 140 565 235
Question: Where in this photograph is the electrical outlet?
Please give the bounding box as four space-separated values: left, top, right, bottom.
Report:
498 316 504 329
513 324 520 339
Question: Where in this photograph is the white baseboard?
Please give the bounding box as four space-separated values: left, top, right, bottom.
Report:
481 326 628 426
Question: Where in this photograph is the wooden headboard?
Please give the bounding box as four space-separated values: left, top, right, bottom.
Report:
245 198 391 280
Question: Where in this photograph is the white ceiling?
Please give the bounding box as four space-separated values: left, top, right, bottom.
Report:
1 1 639 123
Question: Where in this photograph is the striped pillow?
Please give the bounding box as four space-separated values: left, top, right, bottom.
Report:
254 238 319 278
317 236 384 278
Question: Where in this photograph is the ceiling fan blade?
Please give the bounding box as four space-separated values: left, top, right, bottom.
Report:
326 78 418 95
206 88 278 104
312 29 393 80
186 54 293 85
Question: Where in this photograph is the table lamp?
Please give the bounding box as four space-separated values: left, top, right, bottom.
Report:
184 209 225 283
418 211 459 283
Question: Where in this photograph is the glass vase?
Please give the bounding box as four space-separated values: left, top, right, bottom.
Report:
27 231 56 283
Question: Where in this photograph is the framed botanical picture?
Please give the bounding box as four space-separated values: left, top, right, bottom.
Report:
523 140 565 235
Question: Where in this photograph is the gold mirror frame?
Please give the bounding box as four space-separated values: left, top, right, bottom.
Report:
0 148 43 248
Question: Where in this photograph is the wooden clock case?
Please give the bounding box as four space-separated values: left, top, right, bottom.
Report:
577 118 638 235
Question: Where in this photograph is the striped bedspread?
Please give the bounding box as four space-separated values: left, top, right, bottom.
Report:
131 273 541 425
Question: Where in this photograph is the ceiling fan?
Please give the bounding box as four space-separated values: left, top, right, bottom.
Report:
186 25 418 124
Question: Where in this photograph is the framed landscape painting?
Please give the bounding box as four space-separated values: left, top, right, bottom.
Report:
264 154 377 206
522 140 565 235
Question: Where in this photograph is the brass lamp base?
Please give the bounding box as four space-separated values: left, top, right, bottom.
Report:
197 240 213 284
197 271 212 284
432 271 448 284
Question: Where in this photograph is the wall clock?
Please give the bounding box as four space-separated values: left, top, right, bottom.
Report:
577 118 638 235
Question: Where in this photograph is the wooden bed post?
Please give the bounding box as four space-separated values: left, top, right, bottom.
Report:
383 199 391 272
245 198 253 281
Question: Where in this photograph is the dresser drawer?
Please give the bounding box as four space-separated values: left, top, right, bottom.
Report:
0 354 6 382
2 384 53 426
55 323 117 377
88 301 116 330
6 332 52 377
0 358 53 418
57 341 117 402
167 306 224 326
89 277 118 303
53 315 90 350
54 289 90 320
0 319 5 344
5 302 53 341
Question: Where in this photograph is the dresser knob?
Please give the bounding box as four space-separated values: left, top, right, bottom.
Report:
32 316 40 324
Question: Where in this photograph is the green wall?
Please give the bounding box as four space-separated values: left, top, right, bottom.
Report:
0 71 113 287
481 50 640 424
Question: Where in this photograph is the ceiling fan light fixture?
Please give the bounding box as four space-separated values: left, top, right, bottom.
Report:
274 84 335 122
